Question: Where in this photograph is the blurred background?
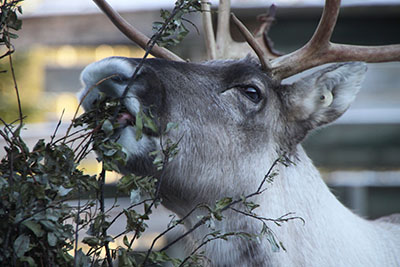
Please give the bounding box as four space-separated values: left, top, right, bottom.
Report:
1 0 399 257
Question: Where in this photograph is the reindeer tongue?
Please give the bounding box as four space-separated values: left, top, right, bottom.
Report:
117 112 135 126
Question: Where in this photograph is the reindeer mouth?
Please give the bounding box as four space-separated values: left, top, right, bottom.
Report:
117 112 135 126
115 109 159 138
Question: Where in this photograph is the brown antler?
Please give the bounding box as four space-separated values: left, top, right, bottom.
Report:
93 0 183 62
238 0 400 80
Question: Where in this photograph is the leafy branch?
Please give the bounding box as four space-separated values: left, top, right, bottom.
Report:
1 1 303 266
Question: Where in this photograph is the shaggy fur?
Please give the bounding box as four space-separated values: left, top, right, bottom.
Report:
79 57 400 267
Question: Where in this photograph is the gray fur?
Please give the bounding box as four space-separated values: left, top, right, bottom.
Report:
78 57 400 266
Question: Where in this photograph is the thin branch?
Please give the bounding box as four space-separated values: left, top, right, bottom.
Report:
159 157 283 253
99 165 113 267
114 1 193 125
64 74 117 143
93 0 183 62
54 128 90 146
73 184 81 267
7 43 23 126
50 109 64 144
0 48 14 60
201 0 216 60
142 203 207 265
160 215 209 253
230 208 305 226
178 233 235 266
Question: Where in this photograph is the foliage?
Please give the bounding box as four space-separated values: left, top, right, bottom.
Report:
0 0 23 55
152 0 201 47
0 0 301 266
0 124 97 265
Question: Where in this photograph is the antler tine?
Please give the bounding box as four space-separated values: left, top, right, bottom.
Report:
270 0 400 80
255 5 283 58
231 14 271 70
201 0 217 60
93 0 184 62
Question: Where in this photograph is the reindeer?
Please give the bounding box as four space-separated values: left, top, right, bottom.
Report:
79 0 400 266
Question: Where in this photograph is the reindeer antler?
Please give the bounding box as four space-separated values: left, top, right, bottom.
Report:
94 0 400 80
231 0 400 80
269 0 400 79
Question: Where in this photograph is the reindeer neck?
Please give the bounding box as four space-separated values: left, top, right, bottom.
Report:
180 146 391 266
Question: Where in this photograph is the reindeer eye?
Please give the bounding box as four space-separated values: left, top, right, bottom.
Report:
240 86 261 103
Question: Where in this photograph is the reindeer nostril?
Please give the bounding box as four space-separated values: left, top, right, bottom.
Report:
111 74 128 84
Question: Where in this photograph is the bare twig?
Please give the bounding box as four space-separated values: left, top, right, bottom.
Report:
50 109 64 144
142 203 208 265
178 231 250 267
159 156 283 253
93 0 183 62
8 55 23 125
64 74 118 143
99 165 113 267
73 184 82 267
231 208 305 226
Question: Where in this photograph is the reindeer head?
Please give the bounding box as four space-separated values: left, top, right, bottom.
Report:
80 0 399 213
79 56 366 208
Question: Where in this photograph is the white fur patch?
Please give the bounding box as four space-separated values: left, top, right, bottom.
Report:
80 57 134 91
77 57 150 158
117 126 157 159
78 57 141 111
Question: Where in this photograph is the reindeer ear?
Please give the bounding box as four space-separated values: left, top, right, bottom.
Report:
279 62 367 146
283 62 367 129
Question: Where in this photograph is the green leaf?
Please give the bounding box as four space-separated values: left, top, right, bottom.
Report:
165 122 178 133
101 119 114 135
20 256 37 267
58 185 72 197
123 235 130 248
103 148 118 157
215 197 232 210
74 249 91 267
6 32 19 39
40 220 56 230
14 234 30 257
7 11 22 30
130 188 141 204
142 113 158 133
135 110 143 141
82 236 100 247
262 224 280 252
48 232 57 247
23 221 44 237
118 248 134 267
